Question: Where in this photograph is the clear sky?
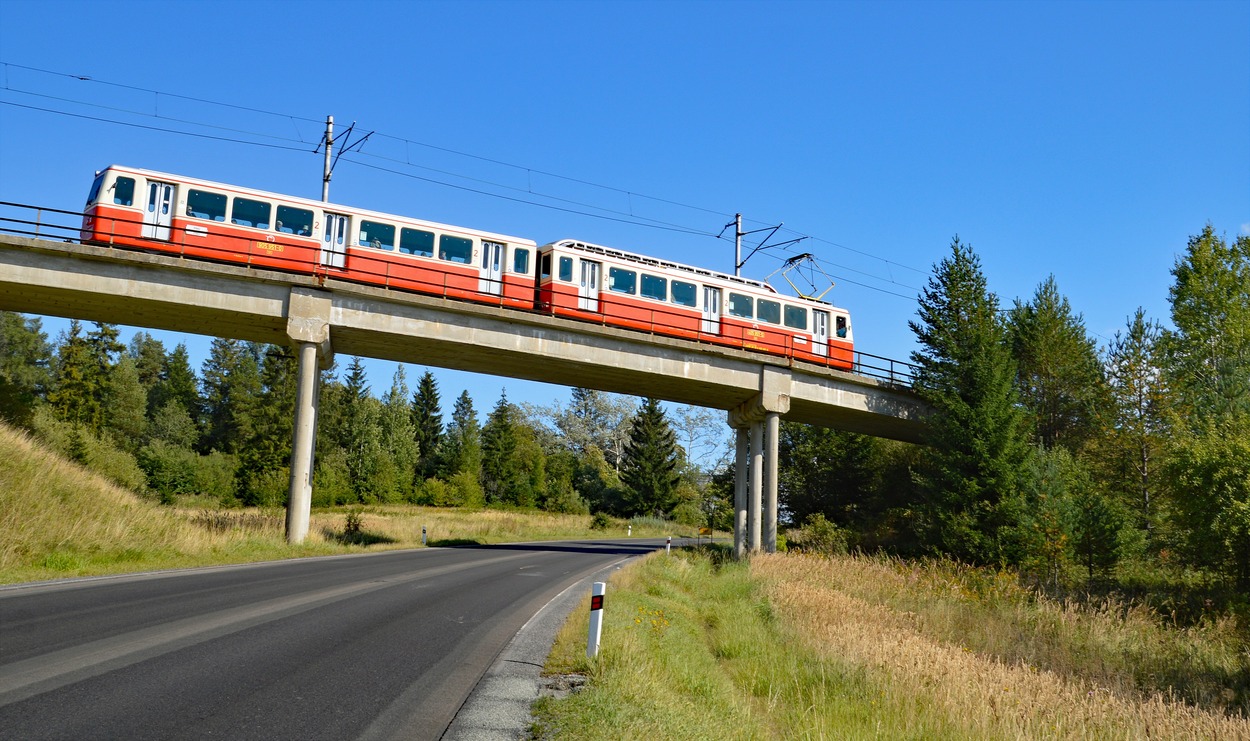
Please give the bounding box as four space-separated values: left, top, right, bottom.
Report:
1 0 1247 415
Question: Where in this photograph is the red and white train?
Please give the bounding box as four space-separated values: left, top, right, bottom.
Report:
81 165 853 368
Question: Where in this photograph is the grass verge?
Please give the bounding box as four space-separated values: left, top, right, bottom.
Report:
533 549 1250 739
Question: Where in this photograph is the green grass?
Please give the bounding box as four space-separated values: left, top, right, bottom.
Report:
0 420 697 584
533 550 1250 739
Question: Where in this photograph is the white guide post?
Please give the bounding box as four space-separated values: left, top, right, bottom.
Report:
586 581 606 659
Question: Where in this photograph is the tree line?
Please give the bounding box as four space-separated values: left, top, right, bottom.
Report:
2 223 1246 593
772 225 1250 593
0 317 722 523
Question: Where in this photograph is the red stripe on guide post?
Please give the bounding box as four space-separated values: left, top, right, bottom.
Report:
590 595 604 611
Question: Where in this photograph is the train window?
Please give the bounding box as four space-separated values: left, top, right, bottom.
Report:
440 234 473 264
113 177 136 206
231 197 271 229
513 248 530 274
784 305 807 330
727 293 753 319
359 220 396 250
608 267 637 294
276 206 313 236
641 274 667 301
187 189 227 221
559 256 574 282
836 315 849 338
400 227 435 256
540 253 552 279
87 173 106 205
758 299 781 324
671 280 697 307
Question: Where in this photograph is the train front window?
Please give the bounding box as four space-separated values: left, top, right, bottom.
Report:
276 206 313 236
231 197 271 229
728 293 753 319
112 177 135 207
400 228 434 256
440 235 473 264
513 248 530 274
87 173 106 206
187 189 227 221
671 280 696 307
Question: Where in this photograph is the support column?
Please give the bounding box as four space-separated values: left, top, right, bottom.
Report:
730 366 792 558
764 411 780 553
733 425 748 560
285 288 333 544
286 341 319 543
749 420 763 553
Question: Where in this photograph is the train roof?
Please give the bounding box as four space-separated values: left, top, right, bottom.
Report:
542 238 785 295
99 165 537 247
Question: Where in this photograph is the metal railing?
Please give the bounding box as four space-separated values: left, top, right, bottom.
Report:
1 200 916 388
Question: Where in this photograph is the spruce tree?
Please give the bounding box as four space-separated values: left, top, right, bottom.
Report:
236 344 296 505
909 237 1028 565
381 366 419 499
1009 275 1107 451
200 339 261 454
619 398 681 517
444 390 482 479
480 391 523 506
411 370 444 480
48 320 98 428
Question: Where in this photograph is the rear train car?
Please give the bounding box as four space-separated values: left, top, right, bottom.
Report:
80 166 538 308
537 239 853 369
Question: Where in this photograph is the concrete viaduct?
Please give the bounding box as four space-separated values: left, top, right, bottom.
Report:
0 231 927 558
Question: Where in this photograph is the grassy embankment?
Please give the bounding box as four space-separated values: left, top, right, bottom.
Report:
534 549 1250 739
0 421 687 584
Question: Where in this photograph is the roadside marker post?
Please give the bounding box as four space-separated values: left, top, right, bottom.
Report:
586 582 606 659
422 527 427 546
666 535 672 554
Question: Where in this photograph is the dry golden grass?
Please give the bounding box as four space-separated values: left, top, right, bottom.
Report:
754 554 1250 739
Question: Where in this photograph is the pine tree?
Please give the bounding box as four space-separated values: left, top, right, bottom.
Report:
481 391 527 506
341 356 383 502
236 344 296 506
909 237 1029 565
127 332 166 411
1101 308 1171 539
152 343 202 434
381 366 419 499
0 312 52 424
48 320 98 427
1009 275 1108 451
411 370 444 480
444 390 482 479
619 398 681 517
200 339 261 454
105 356 148 452
1165 225 1250 423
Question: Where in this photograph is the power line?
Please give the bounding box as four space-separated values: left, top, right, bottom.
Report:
0 61 931 299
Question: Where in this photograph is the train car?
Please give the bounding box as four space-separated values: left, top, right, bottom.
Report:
80 165 538 308
537 239 853 369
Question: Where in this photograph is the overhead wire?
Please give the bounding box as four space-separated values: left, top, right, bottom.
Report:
0 60 931 300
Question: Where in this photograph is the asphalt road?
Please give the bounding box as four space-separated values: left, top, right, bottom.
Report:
0 539 663 740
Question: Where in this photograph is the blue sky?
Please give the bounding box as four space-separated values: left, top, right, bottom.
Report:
1 0 1247 416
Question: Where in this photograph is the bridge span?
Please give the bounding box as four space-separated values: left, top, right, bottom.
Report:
0 227 926 557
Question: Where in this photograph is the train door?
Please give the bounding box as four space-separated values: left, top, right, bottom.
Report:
579 260 600 311
813 309 829 356
142 181 174 240
701 286 721 334
479 240 504 296
321 213 348 269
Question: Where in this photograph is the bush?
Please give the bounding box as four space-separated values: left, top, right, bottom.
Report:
28 407 148 493
590 511 613 530
787 513 848 556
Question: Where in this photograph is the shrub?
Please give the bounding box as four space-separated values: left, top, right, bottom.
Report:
590 511 613 530
787 513 848 556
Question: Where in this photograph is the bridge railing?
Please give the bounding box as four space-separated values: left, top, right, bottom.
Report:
1 200 916 388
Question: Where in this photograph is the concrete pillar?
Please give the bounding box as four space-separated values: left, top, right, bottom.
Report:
285 288 332 544
286 340 319 543
749 420 763 553
764 411 780 553
733 425 748 560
